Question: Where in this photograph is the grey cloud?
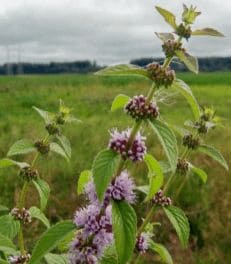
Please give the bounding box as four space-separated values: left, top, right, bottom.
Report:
0 0 230 64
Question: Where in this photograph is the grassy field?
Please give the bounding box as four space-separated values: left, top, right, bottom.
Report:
0 72 230 263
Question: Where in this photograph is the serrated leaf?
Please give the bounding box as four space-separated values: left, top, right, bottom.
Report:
95 64 149 79
149 240 173 264
33 106 54 124
28 220 75 264
190 164 207 183
192 28 224 37
100 244 118 264
93 149 119 202
0 233 16 251
112 201 137 264
29 206 50 228
144 154 164 201
163 206 190 248
56 135 71 159
50 142 69 161
155 32 175 41
0 246 17 256
172 79 200 120
33 178 50 211
175 50 199 74
0 158 29 169
77 170 92 195
198 145 228 170
44 253 68 264
155 6 177 29
0 215 20 239
149 119 178 172
111 94 130 112
7 139 36 157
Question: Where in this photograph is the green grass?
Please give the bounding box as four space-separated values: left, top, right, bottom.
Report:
0 72 230 263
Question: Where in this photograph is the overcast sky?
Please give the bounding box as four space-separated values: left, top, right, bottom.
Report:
0 0 230 64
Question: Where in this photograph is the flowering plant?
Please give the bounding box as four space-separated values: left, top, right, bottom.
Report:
0 3 228 264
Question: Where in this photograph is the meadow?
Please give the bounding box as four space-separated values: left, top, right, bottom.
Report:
0 72 230 263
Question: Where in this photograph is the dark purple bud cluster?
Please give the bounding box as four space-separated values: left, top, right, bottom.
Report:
176 159 189 175
109 129 147 162
34 140 50 155
183 134 200 149
176 23 192 39
136 232 150 253
11 208 32 224
8 253 31 264
55 113 65 125
124 95 159 121
162 40 185 58
19 167 38 181
194 120 209 134
45 122 60 135
146 63 175 88
153 190 172 207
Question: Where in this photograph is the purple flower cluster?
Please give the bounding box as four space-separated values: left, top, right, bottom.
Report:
69 171 136 263
125 95 159 121
108 129 147 162
136 232 151 253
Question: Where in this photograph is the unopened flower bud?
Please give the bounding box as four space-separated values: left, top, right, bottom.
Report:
176 23 192 40
19 167 38 181
177 159 189 175
11 208 32 224
45 123 60 135
146 63 175 88
162 40 185 58
153 190 172 206
34 140 50 154
125 95 159 121
55 113 65 125
182 134 200 149
8 253 31 264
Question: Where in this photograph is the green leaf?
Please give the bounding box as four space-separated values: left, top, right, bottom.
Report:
33 106 54 124
189 164 207 183
44 253 68 264
144 154 164 201
50 142 69 161
0 259 8 264
0 215 20 239
100 244 118 264
149 240 173 264
93 149 119 202
135 185 149 195
155 32 175 41
0 233 16 251
163 206 190 248
198 145 229 170
155 6 177 29
172 79 200 120
192 28 224 37
175 50 199 74
56 135 71 159
111 94 130 112
29 206 50 228
0 205 9 215
7 139 36 157
149 119 178 172
95 64 149 79
57 230 75 252
0 158 29 169
112 201 137 264
29 220 75 264
0 246 17 256
33 178 50 211
77 170 92 195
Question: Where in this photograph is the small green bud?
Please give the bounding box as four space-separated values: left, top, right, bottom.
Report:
182 4 201 25
176 23 192 40
34 140 50 155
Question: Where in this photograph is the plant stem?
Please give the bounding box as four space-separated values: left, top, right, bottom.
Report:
17 134 50 255
137 207 156 236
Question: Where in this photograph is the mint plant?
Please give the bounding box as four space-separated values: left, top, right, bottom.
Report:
71 4 227 264
0 101 80 263
0 3 228 264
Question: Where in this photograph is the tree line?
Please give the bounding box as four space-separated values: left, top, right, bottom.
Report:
1 57 230 75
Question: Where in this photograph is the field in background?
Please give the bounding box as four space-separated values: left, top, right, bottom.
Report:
0 72 230 263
